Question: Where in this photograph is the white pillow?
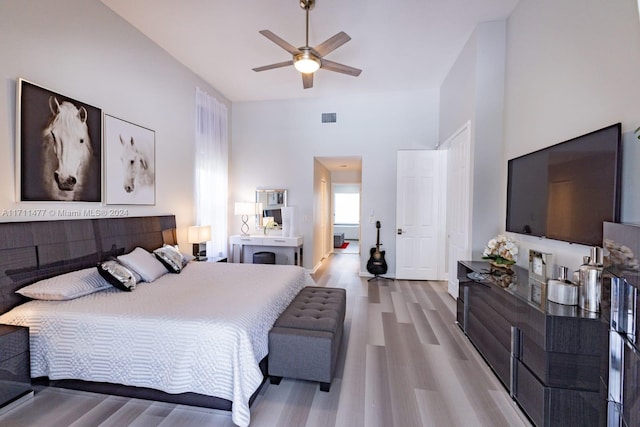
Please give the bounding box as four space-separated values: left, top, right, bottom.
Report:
118 247 167 282
17 267 111 300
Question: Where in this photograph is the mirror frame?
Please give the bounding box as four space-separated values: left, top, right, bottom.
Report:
255 189 287 229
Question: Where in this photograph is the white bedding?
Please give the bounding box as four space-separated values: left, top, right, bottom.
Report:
0 262 310 427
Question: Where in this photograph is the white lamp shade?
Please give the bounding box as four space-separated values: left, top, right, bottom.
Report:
235 202 261 216
187 225 211 243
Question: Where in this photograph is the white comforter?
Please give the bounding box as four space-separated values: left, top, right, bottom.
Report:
0 262 310 427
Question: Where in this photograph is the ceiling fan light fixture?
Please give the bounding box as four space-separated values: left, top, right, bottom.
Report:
294 52 321 73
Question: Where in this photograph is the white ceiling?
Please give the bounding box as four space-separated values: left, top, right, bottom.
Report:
316 156 362 172
101 0 519 103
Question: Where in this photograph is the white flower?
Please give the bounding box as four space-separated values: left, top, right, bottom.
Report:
483 234 518 263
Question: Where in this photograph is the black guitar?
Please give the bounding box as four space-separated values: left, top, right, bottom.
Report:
367 221 388 277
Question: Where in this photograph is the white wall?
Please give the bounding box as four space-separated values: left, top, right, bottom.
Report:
231 91 439 272
0 0 229 249
502 0 640 273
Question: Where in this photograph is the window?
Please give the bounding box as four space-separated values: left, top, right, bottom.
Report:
334 192 360 225
195 88 228 257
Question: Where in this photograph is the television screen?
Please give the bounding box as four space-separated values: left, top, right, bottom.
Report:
264 208 282 224
506 123 622 246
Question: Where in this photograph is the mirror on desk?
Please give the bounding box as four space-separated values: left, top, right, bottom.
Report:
255 189 287 229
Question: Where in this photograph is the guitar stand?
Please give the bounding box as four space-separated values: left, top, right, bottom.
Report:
368 274 392 281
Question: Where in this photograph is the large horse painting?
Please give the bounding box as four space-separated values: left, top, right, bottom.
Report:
104 115 155 205
19 79 101 202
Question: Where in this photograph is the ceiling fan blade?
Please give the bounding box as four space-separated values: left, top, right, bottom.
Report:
320 59 362 77
302 73 314 89
252 60 294 72
258 30 300 55
312 31 351 57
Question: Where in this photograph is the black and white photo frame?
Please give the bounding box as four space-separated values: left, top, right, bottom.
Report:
104 114 156 205
17 78 102 202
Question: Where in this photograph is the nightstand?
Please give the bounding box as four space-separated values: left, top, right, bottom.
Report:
201 256 227 262
0 325 33 414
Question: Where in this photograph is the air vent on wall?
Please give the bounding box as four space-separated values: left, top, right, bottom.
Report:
322 112 337 123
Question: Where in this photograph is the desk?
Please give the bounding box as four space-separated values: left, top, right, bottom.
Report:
229 235 303 266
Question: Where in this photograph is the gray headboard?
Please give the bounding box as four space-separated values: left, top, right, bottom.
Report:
0 215 176 313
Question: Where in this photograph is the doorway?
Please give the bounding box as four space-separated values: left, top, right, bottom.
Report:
333 183 361 254
313 156 362 270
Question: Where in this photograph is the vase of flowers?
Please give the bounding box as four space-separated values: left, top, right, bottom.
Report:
263 220 278 235
482 234 518 273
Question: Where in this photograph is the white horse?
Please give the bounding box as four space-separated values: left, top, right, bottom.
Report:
42 96 92 201
120 135 154 193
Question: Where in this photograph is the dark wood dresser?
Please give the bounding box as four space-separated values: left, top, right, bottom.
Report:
0 324 32 413
457 261 607 426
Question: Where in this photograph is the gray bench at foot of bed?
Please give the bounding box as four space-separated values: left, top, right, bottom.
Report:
268 286 346 392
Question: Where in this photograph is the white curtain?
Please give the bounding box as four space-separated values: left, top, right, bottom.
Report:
195 87 228 257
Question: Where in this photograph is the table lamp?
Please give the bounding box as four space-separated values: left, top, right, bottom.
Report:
235 202 262 235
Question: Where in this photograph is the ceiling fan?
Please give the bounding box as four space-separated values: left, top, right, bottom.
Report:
252 0 362 89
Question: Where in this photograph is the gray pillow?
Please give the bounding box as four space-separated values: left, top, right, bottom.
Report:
117 247 167 282
16 267 111 300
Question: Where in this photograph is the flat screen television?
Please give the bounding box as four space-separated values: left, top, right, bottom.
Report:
506 123 622 246
264 208 282 224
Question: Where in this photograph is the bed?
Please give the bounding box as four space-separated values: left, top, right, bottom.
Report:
0 215 309 427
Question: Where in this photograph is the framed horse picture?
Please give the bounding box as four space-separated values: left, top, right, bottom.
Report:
17 78 102 202
104 115 156 205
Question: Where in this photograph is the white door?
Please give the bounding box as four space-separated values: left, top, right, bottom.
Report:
441 123 472 298
395 150 446 280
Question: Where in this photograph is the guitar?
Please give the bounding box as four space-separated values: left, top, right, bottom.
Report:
367 221 388 276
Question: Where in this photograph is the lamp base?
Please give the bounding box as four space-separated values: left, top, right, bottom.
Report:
241 215 250 236
192 243 207 261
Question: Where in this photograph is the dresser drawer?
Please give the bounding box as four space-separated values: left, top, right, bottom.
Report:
515 359 545 426
0 326 29 361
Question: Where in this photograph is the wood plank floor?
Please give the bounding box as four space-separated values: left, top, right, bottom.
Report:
0 253 532 427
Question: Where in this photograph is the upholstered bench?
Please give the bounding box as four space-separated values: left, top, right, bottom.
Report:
268 286 346 392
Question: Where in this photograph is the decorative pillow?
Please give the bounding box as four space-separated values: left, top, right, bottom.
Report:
153 245 184 273
117 247 167 282
98 260 137 291
16 267 111 301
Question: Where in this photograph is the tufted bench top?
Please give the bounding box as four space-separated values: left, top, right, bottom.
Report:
274 287 346 334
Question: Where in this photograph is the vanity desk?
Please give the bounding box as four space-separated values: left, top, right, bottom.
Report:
229 235 303 266
457 261 607 426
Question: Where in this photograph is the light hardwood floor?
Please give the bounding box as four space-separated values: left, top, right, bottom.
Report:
0 253 531 427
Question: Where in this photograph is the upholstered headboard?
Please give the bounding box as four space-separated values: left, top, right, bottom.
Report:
0 215 176 313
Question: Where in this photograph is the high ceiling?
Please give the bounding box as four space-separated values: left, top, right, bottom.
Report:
101 0 519 102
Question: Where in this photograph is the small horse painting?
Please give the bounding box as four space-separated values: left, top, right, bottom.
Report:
42 97 93 201
104 114 155 205
119 135 154 193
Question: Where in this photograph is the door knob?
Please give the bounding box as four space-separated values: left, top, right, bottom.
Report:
397 228 403 235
